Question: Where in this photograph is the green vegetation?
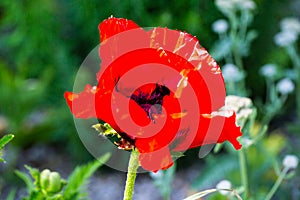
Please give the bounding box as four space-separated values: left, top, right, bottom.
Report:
0 0 299 199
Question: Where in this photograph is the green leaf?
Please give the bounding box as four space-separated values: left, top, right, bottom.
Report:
62 153 111 200
184 188 242 200
183 188 217 200
245 30 258 45
150 163 176 200
192 155 239 189
285 170 296 179
171 151 185 160
26 190 45 200
0 134 14 162
0 134 14 150
15 170 35 192
213 143 224 153
25 165 41 189
5 188 17 200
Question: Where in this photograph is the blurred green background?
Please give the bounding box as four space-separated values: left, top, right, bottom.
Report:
0 0 299 199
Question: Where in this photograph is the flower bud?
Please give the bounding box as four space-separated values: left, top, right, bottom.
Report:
40 169 51 189
48 172 62 193
40 169 64 193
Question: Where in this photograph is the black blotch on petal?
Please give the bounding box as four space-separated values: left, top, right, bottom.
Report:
130 84 170 122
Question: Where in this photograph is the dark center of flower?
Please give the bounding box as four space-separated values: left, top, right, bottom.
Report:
130 84 170 122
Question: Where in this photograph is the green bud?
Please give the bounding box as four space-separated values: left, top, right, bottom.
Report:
40 169 64 194
48 172 62 193
40 169 51 189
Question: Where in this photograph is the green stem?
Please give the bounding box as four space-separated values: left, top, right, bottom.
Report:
286 45 300 121
262 95 287 126
227 81 235 95
264 167 289 200
228 11 247 96
238 149 248 199
123 149 139 200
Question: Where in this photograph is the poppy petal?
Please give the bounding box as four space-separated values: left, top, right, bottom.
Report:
64 84 97 118
99 16 140 42
138 146 173 172
173 111 242 151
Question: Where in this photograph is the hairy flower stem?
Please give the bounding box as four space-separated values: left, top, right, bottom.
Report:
238 149 248 199
123 149 139 200
264 167 289 200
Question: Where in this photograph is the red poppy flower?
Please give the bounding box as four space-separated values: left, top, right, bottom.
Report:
65 16 242 172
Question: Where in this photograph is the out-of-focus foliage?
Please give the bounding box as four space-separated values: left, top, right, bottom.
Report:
14 153 110 200
0 0 299 199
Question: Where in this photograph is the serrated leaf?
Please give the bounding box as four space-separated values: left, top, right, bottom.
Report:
0 134 14 163
26 190 45 200
62 153 111 200
24 165 41 189
0 134 14 149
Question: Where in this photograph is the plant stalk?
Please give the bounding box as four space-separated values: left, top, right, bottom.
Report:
238 149 248 199
264 167 289 200
286 45 300 121
123 149 139 200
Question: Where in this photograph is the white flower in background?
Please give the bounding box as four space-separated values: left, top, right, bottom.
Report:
237 108 253 120
241 137 253 148
215 0 236 11
212 19 229 34
280 17 300 35
222 63 244 82
211 110 234 118
276 78 295 95
224 95 253 126
216 180 232 195
259 64 277 78
225 95 252 112
274 31 298 47
215 0 255 12
238 0 256 10
283 155 299 169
